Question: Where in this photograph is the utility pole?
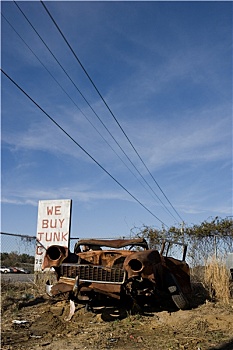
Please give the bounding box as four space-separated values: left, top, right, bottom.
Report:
181 221 185 244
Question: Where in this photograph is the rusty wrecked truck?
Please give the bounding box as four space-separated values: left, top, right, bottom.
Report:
42 238 192 319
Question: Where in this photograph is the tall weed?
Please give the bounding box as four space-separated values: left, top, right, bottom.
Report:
204 257 230 304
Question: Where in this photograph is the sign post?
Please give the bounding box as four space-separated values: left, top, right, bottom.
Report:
35 199 72 272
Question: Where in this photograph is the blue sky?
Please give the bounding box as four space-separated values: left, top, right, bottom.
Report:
1 1 232 243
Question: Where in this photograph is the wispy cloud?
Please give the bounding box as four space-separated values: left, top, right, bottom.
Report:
1 184 130 207
1 1 231 233
124 106 231 170
2 100 231 176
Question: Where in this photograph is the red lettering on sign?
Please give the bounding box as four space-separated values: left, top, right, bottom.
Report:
45 232 53 241
55 206 61 215
54 232 60 241
41 219 65 229
37 232 44 241
62 232 68 241
59 218 65 228
46 205 61 215
37 231 68 242
42 219 49 228
36 245 44 255
50 220 56 228
47 206 53 215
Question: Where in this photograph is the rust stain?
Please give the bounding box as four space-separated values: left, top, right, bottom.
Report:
42 238 191 318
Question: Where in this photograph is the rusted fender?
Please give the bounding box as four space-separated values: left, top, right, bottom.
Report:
162 256 191 294
42 245 69 270
123 249 161 280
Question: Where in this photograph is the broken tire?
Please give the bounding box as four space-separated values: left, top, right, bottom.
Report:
166 273 189 310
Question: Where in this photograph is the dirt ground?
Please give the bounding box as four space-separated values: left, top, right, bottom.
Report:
1 281 233 350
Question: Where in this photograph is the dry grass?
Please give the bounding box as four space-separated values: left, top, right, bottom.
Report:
204 257 231 304
1 281 34 315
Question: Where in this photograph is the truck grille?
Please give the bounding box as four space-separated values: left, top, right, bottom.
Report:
60 264 126 284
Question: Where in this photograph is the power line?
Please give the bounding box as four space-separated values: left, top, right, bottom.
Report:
2 12 177 221
40 0 184 224
1 68 169 228
0 232 36 239
12 1 179 223
0 13 145 194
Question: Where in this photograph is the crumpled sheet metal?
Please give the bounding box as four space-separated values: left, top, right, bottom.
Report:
42 245 69 270
42 239 191 305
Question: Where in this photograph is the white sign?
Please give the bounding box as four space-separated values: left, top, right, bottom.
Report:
34 199 72 271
